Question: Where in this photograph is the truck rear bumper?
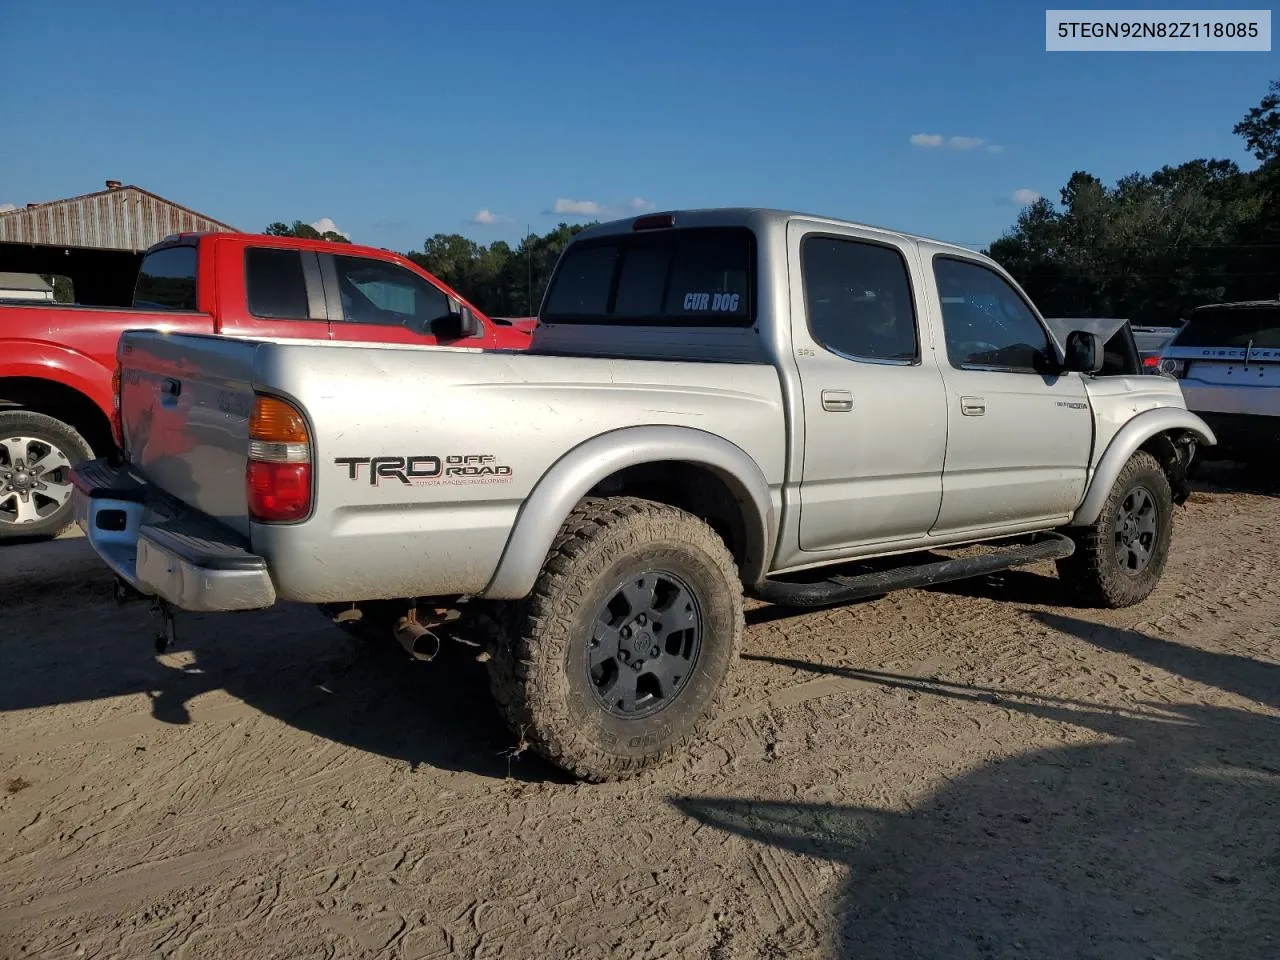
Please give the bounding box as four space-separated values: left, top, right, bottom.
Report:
72 459 276 612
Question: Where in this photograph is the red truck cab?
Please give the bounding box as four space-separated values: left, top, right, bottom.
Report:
0 232 529 540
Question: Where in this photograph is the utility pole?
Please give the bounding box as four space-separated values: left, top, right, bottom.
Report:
526 224 533 316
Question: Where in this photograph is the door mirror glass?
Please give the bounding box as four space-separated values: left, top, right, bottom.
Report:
1064 330 1104 373
431 306 483 340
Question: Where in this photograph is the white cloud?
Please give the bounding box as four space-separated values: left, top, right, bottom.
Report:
910 133 945 148
470 209 501 225
629 197 656 212
1011 188 1041 205
0 203 16 214
310 217 348 238
912 134 1002 152
552 198 603 216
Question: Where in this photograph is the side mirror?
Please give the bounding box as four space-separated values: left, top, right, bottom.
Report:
1063 330 1104 374
458 307 483 338
432 304 484 340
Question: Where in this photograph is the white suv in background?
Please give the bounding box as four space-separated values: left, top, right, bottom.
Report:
1158 300 1280 466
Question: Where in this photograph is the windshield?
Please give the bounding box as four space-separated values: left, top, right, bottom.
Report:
1175 304 1280 350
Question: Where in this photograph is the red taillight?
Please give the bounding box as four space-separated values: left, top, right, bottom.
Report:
247 461 312 522
246 395 312 522
633 213 675 231
1142 354 1160 369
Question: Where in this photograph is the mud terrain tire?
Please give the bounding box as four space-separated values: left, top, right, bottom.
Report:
483 497 744 782
1057 450 1173 608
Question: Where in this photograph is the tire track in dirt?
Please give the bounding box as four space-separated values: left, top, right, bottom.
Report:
3 483 1279 958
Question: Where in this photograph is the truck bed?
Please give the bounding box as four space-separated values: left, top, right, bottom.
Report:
116 330 787 603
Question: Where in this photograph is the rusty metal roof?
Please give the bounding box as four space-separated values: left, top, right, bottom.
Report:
0 182 240 252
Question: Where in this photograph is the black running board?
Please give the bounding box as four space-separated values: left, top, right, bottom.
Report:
748 533 1076 609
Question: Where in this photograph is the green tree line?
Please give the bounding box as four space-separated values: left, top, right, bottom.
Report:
262 218 589 317
404 223 591 317
985 78 1280 324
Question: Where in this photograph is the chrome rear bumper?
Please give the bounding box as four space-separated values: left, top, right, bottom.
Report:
72 458 276 612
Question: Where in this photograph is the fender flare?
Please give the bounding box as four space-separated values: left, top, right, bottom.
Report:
1071 407 1216 527
0 343 115 419
481 425 777 599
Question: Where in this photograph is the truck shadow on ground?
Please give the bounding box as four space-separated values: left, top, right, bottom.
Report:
927 568 1091 609
676 613 1280 959
0 563 568 783
1192 460 1279 498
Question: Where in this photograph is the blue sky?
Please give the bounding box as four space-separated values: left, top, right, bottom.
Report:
0 0 1274 253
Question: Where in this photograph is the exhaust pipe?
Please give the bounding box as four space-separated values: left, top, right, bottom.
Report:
393 614 440 661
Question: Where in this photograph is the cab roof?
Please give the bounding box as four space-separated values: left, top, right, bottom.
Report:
571 207 988 260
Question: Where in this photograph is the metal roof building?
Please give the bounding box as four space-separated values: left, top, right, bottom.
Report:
0 180 238 252
0 181 239 305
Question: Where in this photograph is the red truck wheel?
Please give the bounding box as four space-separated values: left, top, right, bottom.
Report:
0 411 93 542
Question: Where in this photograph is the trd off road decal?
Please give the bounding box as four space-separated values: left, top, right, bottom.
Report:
335 454 513 486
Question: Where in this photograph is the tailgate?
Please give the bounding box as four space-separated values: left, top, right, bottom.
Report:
119 331 260 534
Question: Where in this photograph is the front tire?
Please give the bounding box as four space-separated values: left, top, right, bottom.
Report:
484 497 744 782
0 411 93 542
1057 450 1173 608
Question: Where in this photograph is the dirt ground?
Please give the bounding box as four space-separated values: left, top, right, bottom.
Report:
1 464 1277 960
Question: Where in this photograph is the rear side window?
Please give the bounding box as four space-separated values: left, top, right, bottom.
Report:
1175 305 1280 350
542 227 754 325
246 248 310 319
801 236 918 362
133 246 198 311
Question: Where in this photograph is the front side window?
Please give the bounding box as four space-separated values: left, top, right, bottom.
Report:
332 255 452 331
134 246 198 311
801 236 918 362
542 227 754 325
933 257 1054 372
245 248 309 319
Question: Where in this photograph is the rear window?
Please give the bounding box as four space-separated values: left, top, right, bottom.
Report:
133 246 198 311
246 248 310 319
542 227 754 325
1175 305 1280 350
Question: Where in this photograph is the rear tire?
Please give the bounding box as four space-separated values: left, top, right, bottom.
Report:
1057 451 1173 608
483 497 744 782
0 411 93 543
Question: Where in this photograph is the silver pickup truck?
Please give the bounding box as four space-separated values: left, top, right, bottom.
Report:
72 208 1214 782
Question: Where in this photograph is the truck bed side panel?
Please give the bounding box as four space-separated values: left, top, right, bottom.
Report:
247 342 786 603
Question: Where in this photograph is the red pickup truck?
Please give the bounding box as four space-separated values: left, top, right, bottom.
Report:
0 232 530 540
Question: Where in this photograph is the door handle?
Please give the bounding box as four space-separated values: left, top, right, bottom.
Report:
821 389 854 412
960 396 985 416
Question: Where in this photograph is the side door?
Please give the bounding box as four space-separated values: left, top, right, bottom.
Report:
213 244 332 340
791 223 949 553
322 253 490 348
926 253 1091 535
